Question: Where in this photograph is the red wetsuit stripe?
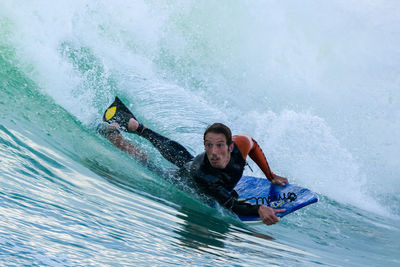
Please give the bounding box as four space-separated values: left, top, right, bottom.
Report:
233 135 274 181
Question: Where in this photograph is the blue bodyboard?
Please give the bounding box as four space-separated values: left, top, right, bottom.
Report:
234 176 318 222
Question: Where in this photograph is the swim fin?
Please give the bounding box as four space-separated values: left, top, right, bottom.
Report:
103 96 136 131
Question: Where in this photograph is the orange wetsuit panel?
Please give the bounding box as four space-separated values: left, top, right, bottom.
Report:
232 135 274 181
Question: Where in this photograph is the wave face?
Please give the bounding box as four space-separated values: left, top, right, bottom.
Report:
1 1 399 266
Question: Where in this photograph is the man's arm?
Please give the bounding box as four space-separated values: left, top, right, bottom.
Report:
233 135 289 186
194 169 284 225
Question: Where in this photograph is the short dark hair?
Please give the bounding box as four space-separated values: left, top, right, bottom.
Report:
203 123 232 146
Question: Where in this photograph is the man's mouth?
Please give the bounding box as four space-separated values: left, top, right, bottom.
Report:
210 158 219 164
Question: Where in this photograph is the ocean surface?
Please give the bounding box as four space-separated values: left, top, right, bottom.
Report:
1 1 399 266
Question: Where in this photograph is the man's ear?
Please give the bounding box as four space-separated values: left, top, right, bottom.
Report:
229 143 234 152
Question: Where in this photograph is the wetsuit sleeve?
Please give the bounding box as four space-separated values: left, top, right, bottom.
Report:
248 138 275 181
233 135 274 181
194 169 259 217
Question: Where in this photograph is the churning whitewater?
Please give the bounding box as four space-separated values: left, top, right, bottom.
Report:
1 1 399 266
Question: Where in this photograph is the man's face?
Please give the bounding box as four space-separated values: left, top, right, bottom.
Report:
204 132 233 169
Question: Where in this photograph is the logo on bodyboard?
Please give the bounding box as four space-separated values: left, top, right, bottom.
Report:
246 192 297 208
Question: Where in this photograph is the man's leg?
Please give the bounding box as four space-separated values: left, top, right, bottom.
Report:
140 128 194 168
127 118 193 168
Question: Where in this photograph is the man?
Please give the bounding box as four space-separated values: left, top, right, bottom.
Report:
100 98 288 226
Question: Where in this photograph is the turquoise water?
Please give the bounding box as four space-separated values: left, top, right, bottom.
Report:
1 1 399 266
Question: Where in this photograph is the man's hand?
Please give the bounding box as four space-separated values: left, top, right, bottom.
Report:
270 173 289 186
258 205 285 225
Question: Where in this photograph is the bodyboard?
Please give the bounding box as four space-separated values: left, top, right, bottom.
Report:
234 176 318 222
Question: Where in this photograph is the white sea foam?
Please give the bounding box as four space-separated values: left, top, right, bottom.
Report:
2 0 399 217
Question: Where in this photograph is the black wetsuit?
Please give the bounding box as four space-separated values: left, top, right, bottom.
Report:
98 123 259 217
138 128 260 217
